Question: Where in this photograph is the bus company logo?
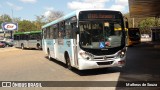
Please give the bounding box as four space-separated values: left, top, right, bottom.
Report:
2 23 18 31
104 56 107 60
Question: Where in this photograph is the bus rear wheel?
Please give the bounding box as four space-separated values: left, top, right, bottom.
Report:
21 44 24 50
66 55 72 70
37 44 41 50
47 49 52 60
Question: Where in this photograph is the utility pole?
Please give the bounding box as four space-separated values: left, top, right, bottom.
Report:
132 18 135 28
3 14 6 38
11 9 13 39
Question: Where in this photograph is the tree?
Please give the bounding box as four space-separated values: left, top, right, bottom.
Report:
46 10 64 22
0 14 12 29
0 14 12 22
18 20 37 32
34 15 46 30
12 17 21 22
139 17 158 34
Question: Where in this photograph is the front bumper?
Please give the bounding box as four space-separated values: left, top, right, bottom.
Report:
78 56 126 70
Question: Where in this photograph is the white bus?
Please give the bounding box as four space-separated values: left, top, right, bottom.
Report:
42 9 127 70
14 31 42 49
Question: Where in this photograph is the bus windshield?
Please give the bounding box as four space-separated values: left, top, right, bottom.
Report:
79 20 123 49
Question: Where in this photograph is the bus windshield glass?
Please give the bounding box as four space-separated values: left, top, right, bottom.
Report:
79 11 124 49
79 20 123 49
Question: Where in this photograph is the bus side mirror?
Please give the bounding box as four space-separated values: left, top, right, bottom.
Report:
125 21 129 29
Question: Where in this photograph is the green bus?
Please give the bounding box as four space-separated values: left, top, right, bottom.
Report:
13 31 42 49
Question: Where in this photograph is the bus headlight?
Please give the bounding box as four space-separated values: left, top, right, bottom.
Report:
79 51 92 60
116 48 126 59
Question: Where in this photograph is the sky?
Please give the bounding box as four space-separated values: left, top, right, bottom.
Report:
0 0 129 21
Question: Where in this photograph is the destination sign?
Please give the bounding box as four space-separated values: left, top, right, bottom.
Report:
79 11 117 20
87 14 115 19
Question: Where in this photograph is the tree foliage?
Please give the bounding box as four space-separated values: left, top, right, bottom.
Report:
18 20 37 32
33 15 46 30
45 10 64 22
0 14 12 29
0 14 12 22
139 17 157 34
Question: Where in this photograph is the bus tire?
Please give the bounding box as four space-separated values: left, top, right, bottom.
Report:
37 43 41 50
21 44 24 50
65 53 72 70
47 49 52 60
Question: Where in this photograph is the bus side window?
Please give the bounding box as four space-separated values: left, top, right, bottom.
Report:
19 35 23 40
50 24 58 39
29 34 34 40
46 27 50 39
65 19 72 39
59 22 65 39
17 35 20 40
55 28 57 39
14 35 16 40
43 28 47 39
55 24 58 39
50 26 54 39
58 31 62 38
26 35 29 40
72 22 78 39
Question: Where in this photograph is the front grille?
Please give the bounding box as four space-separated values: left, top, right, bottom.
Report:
97 61 113 65
94 57 103 60
93 56 115 61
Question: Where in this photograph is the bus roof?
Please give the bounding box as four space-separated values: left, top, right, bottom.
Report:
42 9 121 29
14 30 41 35
42 11 77 29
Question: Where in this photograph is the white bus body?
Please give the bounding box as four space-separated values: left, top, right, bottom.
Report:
42 9 127 70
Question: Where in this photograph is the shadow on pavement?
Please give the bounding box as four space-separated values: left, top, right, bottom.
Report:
116 42 160 90
45 56 121 76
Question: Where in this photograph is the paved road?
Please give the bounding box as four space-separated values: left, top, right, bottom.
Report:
0 47 119 90
0 43 160 90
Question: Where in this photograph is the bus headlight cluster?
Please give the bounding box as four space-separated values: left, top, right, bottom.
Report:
79 51 93 60
116 48 126 59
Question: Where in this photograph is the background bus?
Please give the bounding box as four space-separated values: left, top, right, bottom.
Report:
42 9 127 70
126 28 141 46
14 31 42 49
